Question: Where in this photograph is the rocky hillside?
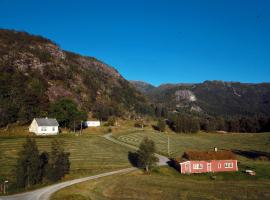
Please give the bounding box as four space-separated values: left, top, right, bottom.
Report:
0 29 152 126
131 80 270 117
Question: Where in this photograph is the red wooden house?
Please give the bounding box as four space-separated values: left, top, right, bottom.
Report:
175 149 238 174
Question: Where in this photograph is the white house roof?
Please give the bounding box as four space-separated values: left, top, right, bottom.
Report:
35 118 59 126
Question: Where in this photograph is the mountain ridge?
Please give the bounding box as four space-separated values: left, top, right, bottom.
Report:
131 80 270 117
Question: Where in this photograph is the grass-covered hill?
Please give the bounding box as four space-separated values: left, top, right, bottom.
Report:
131 80 270 117
0 29 152 126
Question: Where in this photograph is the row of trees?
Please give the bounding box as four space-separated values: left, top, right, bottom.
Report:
164 114 270 134
168 114 200 133
200 116 270 133
16 138 70 188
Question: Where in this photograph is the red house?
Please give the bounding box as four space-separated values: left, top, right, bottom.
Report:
175 149 238 174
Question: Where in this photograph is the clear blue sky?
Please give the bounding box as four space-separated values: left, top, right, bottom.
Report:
1 0 270 86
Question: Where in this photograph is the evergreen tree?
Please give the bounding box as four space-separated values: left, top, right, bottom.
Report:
39 151 49 183
47 139 70 181
137 137 158 172
16 138 41 188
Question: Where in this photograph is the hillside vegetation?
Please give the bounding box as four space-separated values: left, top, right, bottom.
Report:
0 29 152 127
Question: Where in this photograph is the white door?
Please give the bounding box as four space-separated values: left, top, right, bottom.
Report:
185 163 190 173
207 163 211 172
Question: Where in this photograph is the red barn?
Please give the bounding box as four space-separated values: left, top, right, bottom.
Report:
176 150 238 174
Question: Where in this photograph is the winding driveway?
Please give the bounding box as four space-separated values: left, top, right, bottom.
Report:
1 133 169 200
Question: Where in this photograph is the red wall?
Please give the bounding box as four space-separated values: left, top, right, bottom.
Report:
180 160 238 174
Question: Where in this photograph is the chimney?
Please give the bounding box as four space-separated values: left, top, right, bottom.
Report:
214 147 218 152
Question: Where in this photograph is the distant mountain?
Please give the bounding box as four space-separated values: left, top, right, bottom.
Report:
0 29 152 126
131 80 270 117
129 81 155 94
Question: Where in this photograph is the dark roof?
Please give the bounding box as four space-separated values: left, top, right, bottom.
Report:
35 118 59 126
182 150 236 160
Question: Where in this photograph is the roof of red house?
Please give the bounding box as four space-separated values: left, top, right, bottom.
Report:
182 150 236 161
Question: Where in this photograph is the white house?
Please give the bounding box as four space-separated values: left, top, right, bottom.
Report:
84 121 101 127
29 118 59 135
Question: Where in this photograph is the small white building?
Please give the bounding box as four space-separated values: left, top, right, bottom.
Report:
84 121 101 127
29 118 59 135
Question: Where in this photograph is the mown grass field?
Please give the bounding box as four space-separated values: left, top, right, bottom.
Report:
0 135 131 182
51 166 270 200
50 130 270 200
114 130 270 158
115 130 270 174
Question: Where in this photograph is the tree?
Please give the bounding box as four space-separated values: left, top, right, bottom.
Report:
47 139 70 181
16 138 41 188
39 151 49 182
157 118 166 132
137 137 158 172
49 98 87 129
92 102 112 121
107 116 116 126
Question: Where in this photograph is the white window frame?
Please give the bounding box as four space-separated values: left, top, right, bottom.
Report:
224 162 233 168
218 163 221 168
193 163 203 169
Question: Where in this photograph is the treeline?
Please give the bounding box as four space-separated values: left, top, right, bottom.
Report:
167 114 270 133
200 116 270 133
16 138 70 188
168 114 200 133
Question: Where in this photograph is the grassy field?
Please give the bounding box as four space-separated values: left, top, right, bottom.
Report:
51 166 270 200
114 130 270 158
0 135 131 183
1 124 270 198
50 130 270 200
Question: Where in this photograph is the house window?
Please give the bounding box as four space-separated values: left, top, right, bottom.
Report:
224 162 233 168
193 163 203 169
218 163 221 168
52 127 55 131
41 127 47 131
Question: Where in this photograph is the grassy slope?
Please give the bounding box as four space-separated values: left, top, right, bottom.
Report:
0 135 131 182
51 167 270 200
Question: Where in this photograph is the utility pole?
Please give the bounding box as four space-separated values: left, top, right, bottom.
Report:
167 135 170 157
73 120 75 133
80 121 82 135
3 180 8 194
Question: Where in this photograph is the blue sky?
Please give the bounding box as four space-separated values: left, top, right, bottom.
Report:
0 0 270 86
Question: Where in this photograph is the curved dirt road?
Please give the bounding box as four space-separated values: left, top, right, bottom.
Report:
1 133 169 200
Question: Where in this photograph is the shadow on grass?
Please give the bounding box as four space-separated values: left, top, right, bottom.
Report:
128 151 140 167
167 158 181 172
232 149 270 161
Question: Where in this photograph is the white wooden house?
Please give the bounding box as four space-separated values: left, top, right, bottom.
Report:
29 118 59 135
